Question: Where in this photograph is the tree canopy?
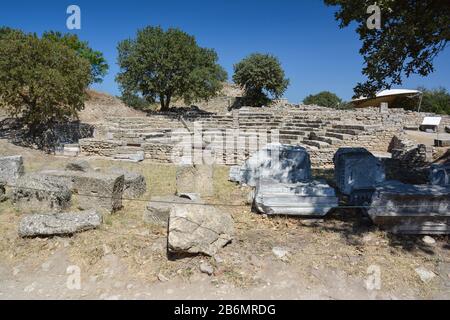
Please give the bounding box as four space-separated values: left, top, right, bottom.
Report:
42 31 108 84
303 91 342 108
0 30 91 132
233 53 289 107
325 0 450 98
116 26 227 111
418 87 450 115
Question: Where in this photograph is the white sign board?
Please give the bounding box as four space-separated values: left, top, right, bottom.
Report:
422 117 441 126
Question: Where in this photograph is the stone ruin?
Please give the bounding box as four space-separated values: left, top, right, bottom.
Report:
333 148 450 234
231 144 338 217
0 155 147 237
75 107 450 168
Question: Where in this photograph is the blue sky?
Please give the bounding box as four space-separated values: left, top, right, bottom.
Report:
1 0 449 102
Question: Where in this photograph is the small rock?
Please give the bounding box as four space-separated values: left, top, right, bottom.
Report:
415 267 436 283
200 262 214 276
422 236 436 245
157 273 169 282
213 255 224 264
272 247 289 260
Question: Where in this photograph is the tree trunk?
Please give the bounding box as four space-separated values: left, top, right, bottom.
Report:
159 94 171 111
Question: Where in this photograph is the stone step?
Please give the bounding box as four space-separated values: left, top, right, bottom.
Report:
325 132 351 140
327 128 363 135
302 139 331 149
309 135 342 145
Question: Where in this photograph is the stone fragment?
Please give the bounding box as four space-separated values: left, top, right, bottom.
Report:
65 160 92 172
367 181 450 234
18 210 102 237
272 247 289 260
199 262 214 276
143 195 201 226
233 144 311 187
39 170 124 213
422 236 436 245
176 165 214 197
0 155 24 184
254 179 338 217
415 267 436 283
0 182 6 202
168 204 234 256
12 173 72 213
110 168 146 198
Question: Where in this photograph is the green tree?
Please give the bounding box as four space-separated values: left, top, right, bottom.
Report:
303 91 342 108
233 53 289 107
325 0 450 98
116 26 227 111
42 31 108 84
0 31 91 133
418 87 450 115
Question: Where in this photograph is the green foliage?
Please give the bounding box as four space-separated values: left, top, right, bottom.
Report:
42 31 108 84
116 26 227 111
233 53 289 107
0 30 91 132
119 93 153 111
303 91 342 108
325 0 450 98
418 87 450 115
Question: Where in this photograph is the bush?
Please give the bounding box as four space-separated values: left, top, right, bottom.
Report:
117 26 227 111
303 91 342 108
418 87 450 115
233 53 289 107
0 30 91 134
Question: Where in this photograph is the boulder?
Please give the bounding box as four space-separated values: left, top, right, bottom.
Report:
39 170 124 213
65 160 92 172
333 148 385 204
12 173 72 213
430 164 450 186
232 144 312 187
176 165 214 197
254 179 338 217
110 168 146 198
18 210 102 237
168 204 234 256
143 194 201 226
367 181 450 234
0 155 24 184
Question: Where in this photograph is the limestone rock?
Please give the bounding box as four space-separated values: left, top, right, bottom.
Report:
233 144 312 187
39 170 124 213
168 204 234 256
334 148 385 198
12 173 72 213
143 195 201 226
110 168 146 198
176 165 214 197
0 155 24 184
415 267 436 283
367 181 450 234
19 210 102 237
65 160 92 172
199 262 214 276
254 179 338 217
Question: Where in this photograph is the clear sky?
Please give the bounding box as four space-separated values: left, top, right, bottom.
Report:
1 0 449 102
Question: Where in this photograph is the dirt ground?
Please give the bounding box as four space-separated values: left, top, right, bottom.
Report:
0 139 449 300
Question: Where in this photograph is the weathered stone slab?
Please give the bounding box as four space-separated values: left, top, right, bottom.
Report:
0 155 24 184
254 179 338 217
430 164 450 186
19 210 102 237
12 173 72 213
234 144 312 187
65 160 92 172
334 148 385 197
143 194 201 226
168 204 234 256
110 168 146 198
176 165 214 197
367 181 450 234
39 170 124 213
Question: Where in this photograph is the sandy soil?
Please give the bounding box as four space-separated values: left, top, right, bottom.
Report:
0 139 449 300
